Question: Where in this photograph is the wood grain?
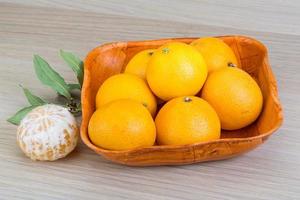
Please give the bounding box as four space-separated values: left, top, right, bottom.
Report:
0 1 299 199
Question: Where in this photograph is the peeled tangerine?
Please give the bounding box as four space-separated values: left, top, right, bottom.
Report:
17 104 78 161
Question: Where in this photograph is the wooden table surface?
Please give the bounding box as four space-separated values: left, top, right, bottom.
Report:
1 1 299 199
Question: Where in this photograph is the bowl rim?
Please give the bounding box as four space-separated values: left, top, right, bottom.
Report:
80 35 283 155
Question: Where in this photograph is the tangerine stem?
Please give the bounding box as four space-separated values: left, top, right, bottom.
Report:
184 97 192 102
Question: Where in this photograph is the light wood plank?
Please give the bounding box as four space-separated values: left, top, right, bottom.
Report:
2 0 300 35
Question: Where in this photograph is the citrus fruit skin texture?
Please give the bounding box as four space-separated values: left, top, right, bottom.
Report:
88 99 156 151
201 67 263 130
124 49 155 80
146 42 207 101
95 73 157 116
190 37 238 74
155 96 220 145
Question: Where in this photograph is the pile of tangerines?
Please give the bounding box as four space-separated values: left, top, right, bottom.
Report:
88 37 263 150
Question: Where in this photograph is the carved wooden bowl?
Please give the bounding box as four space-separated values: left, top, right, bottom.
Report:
81 36 283 166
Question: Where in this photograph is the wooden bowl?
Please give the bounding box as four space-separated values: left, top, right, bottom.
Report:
81 36 283 166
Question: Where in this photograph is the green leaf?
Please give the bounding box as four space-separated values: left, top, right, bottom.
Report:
19 85 46 106
60 50 84 87
33 55 71 100
68 83 81 91
7 106 38 125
